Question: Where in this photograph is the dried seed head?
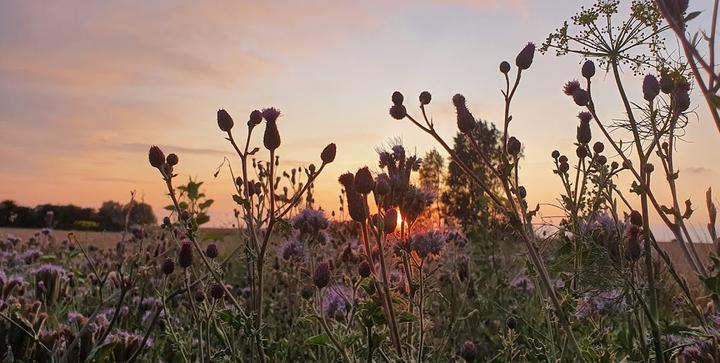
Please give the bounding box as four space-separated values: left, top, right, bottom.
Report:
383 208 398 234
419 91 432 105
389 104 407 120
313 261 331 289
217 109 234 132
578 111 592 123
354 167 375 194
210 284 224 300
178 240 193 268
321 143 337 164
581 60 595 79
205 243 219 259
392 91 404 106
643 74 660 102
166 153 179 166
515 42 535 70
161 258 175 275
248 110 262 127
507 136 521 156
148 146 165 169
593 141 604 154
629 210 643 227
611 161 619 170
358 260 371 278
499 61 511 74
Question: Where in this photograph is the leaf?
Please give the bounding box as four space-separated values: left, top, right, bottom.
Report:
232 195 249 208
199 199 214 210
397 311 418 323
164 205 176 211
685 11 702 23
85 341 119 363
304 334 330 346
195 213 210 225
682 199 694 219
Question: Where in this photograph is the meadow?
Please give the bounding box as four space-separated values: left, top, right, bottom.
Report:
3 0 720 362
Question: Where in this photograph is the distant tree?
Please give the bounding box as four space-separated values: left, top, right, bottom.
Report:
124 201 157 226
97 201 125 230
0 200 35 227
441 119 508 233
418 149 444 224
35 204 95 230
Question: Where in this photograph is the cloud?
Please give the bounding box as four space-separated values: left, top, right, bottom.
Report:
685 166 715 175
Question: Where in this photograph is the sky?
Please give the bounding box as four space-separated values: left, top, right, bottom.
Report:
0 0 718 239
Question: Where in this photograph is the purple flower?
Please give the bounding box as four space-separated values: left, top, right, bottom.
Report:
322 285 351 321
291 208 329 236
278 239 304 260
409 230 446 259
510 275 535 295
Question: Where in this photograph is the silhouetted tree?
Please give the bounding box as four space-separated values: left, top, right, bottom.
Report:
97 201 125 230
124 201 157 226
418 149 444 224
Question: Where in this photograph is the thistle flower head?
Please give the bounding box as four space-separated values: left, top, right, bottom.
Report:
563 80 581 96
515 42 535 70
354 167 375 194
262 108 281 151
321 143 336 164
148 146 165 169
210 284 224 300
248 110 262 126
643 74 660 101
261 107 281 123
452 93 466 108
577 118 592 145
582 60 596 78
217 109 234 132
409 230 446 259
161 258 175 275
178 240 193 268
572 88 589 106
292 208 329 236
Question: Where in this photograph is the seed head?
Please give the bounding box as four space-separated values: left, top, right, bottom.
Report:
644 163 655 173
673 83 691 112
419 91 432 105
582 60 595 78
205 243 218 259
321 143 337 164
194 290 205 303
313 261 331 289
217 109 234 132
643 74 660 102
248 110 262 127
148 146 165 169
558 155 568 163
593 141 604 154
515 42 535 70
499 61 511 74
354 167 375 194
452 93 466 107
178 240 193 268
507 136 521 156
389 104 407 120
392 91 404 106
597 155 607 165
578 111 592 123
166 153 179 166
559 161 570 173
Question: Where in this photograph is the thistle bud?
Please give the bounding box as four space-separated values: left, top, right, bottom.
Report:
611 161 619 170
354 167 375 194
629 210 643 227
593 141 604 154
558 155 568 163
392 91 404 106
321 143 336 164
517 186 527 199
262 108 281 151
597 155 607 165
644 163 655 173
339 173 366 222
573 88 589 106
383 208 398 234
148 146 165 169
452 93 466 107
673 83 690 112
210 284 224 300
166 153 179 166
217 109 234 132
643 75 660 102
161 258 175 275
301 285 314 299
515 42 535 70
248 110 262 127
389 104 407 120
576 145 587 159
194 290 206 303
419 91 432 105
624 225 642 262
358 260 371 278
559 161 570 173
313 261 331 289
460 340 477 362
551 150 560 159
499 61 511 74
581 60 595 78
456 108 476 134
660 74 675 94
205 243 218 259
507 136 521 156
178 240 193 268
577 119 591 144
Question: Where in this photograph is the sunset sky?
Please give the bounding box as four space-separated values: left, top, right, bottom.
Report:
1 0 718 238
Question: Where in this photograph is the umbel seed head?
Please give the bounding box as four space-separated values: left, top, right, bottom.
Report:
148 146 165 169
499 61 511 74
321 143 337 164
354 167 375 194
166 153 179 166
582 60 595 78
217 109 234 132
392 91 404 105
179 240 193 268
515 42 535 70
419 91 432 105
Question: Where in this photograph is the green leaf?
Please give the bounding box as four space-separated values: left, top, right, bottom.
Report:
195 213 210 225
86 341 119 363
397 311 418 323
164 205 176 211
685 11 702 23
304 334 330 346
232 195 250 208
199 199 214 210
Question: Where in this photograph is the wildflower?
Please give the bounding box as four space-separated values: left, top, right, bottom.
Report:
593 141 604 154
400 186 434 224
577 117 591 144
410 230 446 259
358 260 371 278
339 173 366 222
354 167 375 194
178 240 193 268
507 136 521 156
321 143 336 164
161 258 175 275
453 94 475 134
643 74 660 101
563 80 581 96
573 88 589 106
389 104 407 120
205 243 219 259
581 60 595 78
660 74 675 94
460 340 477 362
217 109 234 132
383 208 398 234
322 286 350 321
292 208 329 236
314 261 331 289
279 239 304 260
248 109 262 127
262 107 282 151
166 153 178 166
374 174 391 196
148 146 165 169
510 274 535 295
419 91 432 105
515 42 535 70
499 61 511 74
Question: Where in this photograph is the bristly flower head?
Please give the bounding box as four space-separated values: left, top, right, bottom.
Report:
262 107 281 151
510 274 535 295
452 94 475 134
261 107 281 123
217 109 234 132
322 285 351 321
577 117 592 145
460 340 477 362
515 42 535 70
279 239 304 260
148 146 165 169
563 80 581 96
409 230 446 259
178 240 193 268
291 208 329 236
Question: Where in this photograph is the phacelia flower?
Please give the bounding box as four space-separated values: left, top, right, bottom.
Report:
409 230 446 259
322 286 351 321
510 274 535 295
279 239 304 260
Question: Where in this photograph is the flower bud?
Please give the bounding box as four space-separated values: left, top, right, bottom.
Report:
660 74 674 94
210 284 224 300
419 91 432 105
194 290 206 303
178 240 193 268
452 93 466 108
161 258 175 275
629 210 643 227
559 161 570 173
148 146 165 169
611 161 619 170
359 261 371 278
374 174 391 196
354 167 375 194
517 186 527 199
593 141 604 154
576 145 588 159
582 60 595 78
166 153 179 166
205 243 218 259
551 150 560 159
673 83 690 112
217 109 234 132
515 42 535 70
339 173 366 222
558 155 568 163
577 119 591 144
383 208 398 234
643 74 660 102
313 261 331 289
301 285 314 299
248 110 262 127
321 143 336 164
389 104 407 120
644 163 655 173
262 108 281 151
507 137 521 156
573 88 589 106
597 155 607 165
456 107 476 134
392 91 404 105
460 340 477 362
499 61 511 74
